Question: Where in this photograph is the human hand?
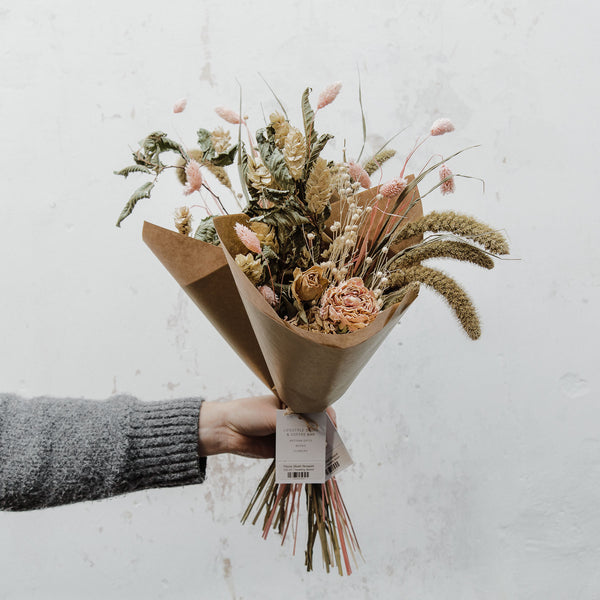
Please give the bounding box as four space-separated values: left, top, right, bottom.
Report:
198 395 336 459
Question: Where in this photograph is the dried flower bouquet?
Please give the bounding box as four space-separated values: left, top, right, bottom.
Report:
117 80 509 574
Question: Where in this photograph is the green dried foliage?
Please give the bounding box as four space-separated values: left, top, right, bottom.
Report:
116 181 155 227
392 240 495 270
114 164 153 178
387 266 481 339
256 127 294 188
193 215 220 246
393 211 509 256
362 149 397 175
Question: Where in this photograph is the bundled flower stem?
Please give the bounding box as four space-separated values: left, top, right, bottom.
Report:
241 461 361 575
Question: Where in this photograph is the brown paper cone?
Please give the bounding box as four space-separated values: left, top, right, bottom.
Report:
142 222 274 390
213 182 422 413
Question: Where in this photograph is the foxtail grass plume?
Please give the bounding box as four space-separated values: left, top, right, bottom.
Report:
235 222 262 254
363 149 397 175
173 98 187 113
215 106 243 124
317 81 342 110
380 177 407 199
439 164 456 195
387 266 481 339
393 211 509 255
348 161 371 189
430 118 455 136
183 160 203 195
392 240 495 270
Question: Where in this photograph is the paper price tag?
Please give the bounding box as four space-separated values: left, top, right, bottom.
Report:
325 414 353 480
275 411 327 484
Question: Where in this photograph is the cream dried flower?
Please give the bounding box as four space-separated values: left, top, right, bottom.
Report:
430 118 455 136
283 128 306 180
235 253 263 284
291 266 329 304
320 277 380 332
305 158 332 214
174 206 192 236
269 112 291 148
439 164 456 195
247 156 274 190
250 221 278 251
211 127 231 154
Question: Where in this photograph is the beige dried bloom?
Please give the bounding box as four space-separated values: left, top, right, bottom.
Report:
250 221 278 250
247 156 274 190
211 127 231 154
235 253 263 284
320 277 380 332
269 112 291 148
306 158 333 214
291 266 329 304
283 128 306 180
175 149 233 191
174 206 193 236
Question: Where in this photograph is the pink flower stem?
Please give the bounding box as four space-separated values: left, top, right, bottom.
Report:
400 134 431 178
328 479 352 575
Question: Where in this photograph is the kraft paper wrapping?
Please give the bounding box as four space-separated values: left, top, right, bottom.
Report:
143 222 274 390
212 183 423 413
143 182 422 413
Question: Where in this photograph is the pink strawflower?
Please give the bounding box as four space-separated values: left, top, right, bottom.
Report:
380 177 408 199
235 222 262 254
316 81 342 110
183 159 203 195
258 285 278 307
348 161 371 189
215 106 243 124
173 98 187 113
439 164 456 195
430 118 455 136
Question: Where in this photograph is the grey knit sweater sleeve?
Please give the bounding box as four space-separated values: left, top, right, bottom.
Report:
0 394 206 511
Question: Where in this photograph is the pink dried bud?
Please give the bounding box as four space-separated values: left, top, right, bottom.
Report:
258 285 278 307
430 118 455 136
316 81 343 110
215 106 243 124
379 177 408 199
234 222 262 254
439 164 456 195
183 160 203 195
173 98 187 113
348 161 371 189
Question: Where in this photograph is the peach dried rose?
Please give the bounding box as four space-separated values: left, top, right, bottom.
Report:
291 266 329 303
320 277 379 332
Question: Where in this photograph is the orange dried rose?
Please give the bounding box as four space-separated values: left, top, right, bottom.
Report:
320 277 379 332
291 266 329 303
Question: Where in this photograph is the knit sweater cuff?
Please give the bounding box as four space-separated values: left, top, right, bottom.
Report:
124 398 206 492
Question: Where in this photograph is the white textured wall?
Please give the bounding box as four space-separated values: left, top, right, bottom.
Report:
1 0 599 598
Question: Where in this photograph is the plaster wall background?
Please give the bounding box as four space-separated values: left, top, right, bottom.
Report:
1 0 598 598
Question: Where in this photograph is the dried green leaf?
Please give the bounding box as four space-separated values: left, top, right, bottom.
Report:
256 128 294 188
116 180 154 227
193 215 220 246
113 165 152 178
